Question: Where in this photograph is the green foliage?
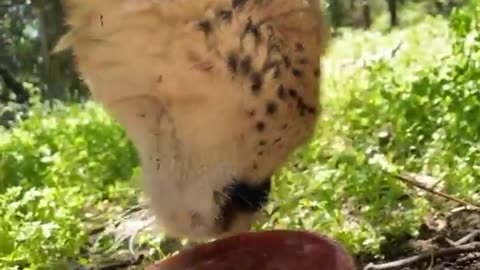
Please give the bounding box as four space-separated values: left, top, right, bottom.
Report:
0 0 87 103
1 102 138 191
258 2 480 256
0 102 139 269
1 1 480 268
340 1 480 199
0 186 87 268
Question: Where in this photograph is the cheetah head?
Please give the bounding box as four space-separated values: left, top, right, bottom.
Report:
57 0 330 241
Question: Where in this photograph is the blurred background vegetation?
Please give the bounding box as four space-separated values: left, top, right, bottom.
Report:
0 0 462 111
1 0 479 269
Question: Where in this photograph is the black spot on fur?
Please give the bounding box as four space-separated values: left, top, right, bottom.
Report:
288 88 298 98
232 0 247 9
140 113 146 118
308 107 317 115
283 55 291 68
156 158 161 170
227 52 238 73
217 9 233 22
277 85 286 100
292 68 303 78
265 101 277 115
258 140 267 146
256 121 265 132
268 43 282 54
250 72 263 93
272 67 280 78
247 110 256 117
273 137 282 144
258 151 264 156
240 56 252 75
265 24 275 41
244 17 261 43
297 99 308 116
295 42 305 52
314 68 320 77
197 20 212 35
298 58 309 65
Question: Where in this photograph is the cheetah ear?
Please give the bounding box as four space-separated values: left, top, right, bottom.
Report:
307 0 322 13
60 0 116 17
52 31 73 54
307 0 331 56
57 0 119 32
263 0 331 56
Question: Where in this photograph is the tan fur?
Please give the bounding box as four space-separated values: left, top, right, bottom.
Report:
56 0 330 240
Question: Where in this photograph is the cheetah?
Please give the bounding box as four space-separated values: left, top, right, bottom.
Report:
55 0 330 241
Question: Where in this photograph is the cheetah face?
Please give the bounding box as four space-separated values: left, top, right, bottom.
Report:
108 91 316 240
58 0 329 240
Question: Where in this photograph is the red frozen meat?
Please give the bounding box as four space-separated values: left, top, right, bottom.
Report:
146 230 356 270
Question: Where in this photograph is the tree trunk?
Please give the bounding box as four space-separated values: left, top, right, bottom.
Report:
0 65 30 104
328 0 348 27
32 0 86 103
362 0 372 29
386 0 399 27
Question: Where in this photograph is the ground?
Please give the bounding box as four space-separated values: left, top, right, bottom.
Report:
76 202 480 269
357 207 480 269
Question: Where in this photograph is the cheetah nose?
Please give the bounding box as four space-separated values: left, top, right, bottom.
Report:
224 178 272 211
217 177 272 231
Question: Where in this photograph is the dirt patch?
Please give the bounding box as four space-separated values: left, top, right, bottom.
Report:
75 205 480 270
358 207 480 270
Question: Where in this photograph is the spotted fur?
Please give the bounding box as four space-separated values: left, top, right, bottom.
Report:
55 0 330 241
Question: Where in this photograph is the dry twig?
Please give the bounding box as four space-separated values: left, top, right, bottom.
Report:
386 171 480 209
363 242 480 270
446 230 480 247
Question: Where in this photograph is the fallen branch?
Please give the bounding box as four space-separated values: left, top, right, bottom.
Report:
446 230 480 247
369 152 480 209
387 171 480 209
0 65 30 104
363 242 480 270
